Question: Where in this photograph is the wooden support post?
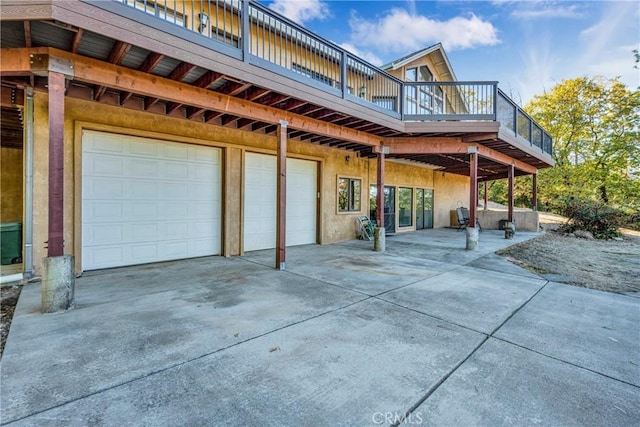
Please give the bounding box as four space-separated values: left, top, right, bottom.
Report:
532 173 538 211
469 153 478 227
483 181 488 211
48 71 65 257
275 120 288 270
376 152 385 227
508 164 515 222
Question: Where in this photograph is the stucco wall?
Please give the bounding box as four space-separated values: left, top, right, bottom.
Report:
0 147 23 223
30 94 470 274
433 172 469 228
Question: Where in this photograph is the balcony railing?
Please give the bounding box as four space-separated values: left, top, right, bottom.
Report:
93 0 553 156
404 81 497 121
497 90 552 155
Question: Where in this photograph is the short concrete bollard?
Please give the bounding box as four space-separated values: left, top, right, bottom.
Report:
374 226 386 252
42 255 75 313
465 226 479 250
504 222 515 239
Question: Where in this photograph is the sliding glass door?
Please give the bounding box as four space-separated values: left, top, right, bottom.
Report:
416 189 433 230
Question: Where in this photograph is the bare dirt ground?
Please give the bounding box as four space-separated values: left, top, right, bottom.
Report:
498 212 640 296
1 285 21 359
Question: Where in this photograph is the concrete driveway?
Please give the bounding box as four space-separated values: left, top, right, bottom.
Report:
1 229 639 426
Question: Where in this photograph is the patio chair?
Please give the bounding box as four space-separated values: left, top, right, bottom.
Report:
357 216 375 241
456 207 482 232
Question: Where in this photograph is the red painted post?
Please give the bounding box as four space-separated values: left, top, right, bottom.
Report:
469 153 478 227
508 164 515 222
48 71 65 257
275 120 287 270
376 152 385 227
532 172 538 211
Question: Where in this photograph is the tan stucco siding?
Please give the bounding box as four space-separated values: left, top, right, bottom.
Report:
0 147 23 223
433 172 469 228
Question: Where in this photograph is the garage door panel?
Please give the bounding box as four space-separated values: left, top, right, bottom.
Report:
82 130 221 270
244 153 316 251
131 223 157 241
87 154 123 175
129 159 158 178
129 139 157 156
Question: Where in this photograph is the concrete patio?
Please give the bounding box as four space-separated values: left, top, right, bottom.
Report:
1 229 638 426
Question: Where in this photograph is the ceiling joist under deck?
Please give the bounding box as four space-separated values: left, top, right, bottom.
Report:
1 47 384 148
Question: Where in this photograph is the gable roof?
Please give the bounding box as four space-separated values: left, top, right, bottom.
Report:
381 43 458 82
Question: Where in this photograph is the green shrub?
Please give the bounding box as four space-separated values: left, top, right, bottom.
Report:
559 199 626 239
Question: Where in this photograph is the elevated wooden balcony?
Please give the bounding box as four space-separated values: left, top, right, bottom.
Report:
1 0 554 179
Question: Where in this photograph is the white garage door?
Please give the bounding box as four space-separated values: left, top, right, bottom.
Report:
244 153 317 251
82 130 221 270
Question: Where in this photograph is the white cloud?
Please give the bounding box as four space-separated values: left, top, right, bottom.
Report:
269 0 330 24
510 4 584 19
338 42 383 66
346 8 500 53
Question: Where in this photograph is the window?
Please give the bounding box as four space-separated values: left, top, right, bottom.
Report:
126 0 187 27
404 65 442 115
405 66 433 82
292 63 334 88
338 177 361 212
398 187 413 227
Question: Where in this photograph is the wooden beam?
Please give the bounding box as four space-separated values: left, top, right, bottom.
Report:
107 41 131 64
0 47 48 75
477 145 537 175
193 70 223 89
276 120 288 270
165 102 184 115
145 62 196 109
220 115 237 126
95 41 132 101
71 28 83 53
387 136 536 176
508 164 514 222
204 111 223 123
1 86 24 108
469 153 478 227
532 172 538 211
24 21 32 48
120 52 164 105
225 82 251 96
376 152 385 228
48 71 65 257
236 118 254 129
385 137 464 154
462 133 498 143
244 87 271 101
186 106 205 120
19 48 382 146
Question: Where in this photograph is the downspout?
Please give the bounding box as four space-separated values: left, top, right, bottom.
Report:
23 87 34 278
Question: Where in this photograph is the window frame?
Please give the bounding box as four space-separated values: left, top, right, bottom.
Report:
337 176 362 213
398 187 413 228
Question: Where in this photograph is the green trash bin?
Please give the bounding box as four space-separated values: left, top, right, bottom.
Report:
1 221 22 265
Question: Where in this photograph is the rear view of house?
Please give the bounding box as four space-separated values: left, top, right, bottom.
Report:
0 0 553 282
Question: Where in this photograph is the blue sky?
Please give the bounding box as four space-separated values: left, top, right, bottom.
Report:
263 0 640 105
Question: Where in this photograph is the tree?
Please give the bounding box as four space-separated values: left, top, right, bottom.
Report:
525 77 640 215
